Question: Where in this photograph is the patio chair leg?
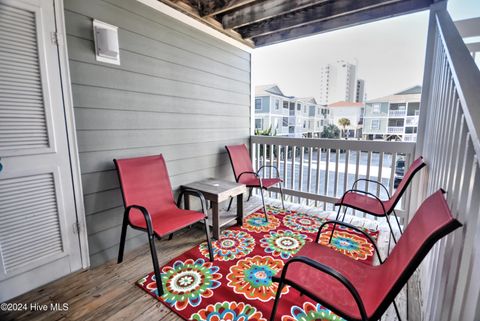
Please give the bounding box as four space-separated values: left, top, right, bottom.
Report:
329 206 347 244
393 300 402 321
147 232 163 297
168 233 173 240
117 211 128 264
260 188 268 222
204 218 214 262
279 183 285 210
270 281 285 321
230 197 237 211
393 209 403 235
247 187 253 201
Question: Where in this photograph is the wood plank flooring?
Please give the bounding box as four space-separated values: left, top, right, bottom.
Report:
1 197 404 321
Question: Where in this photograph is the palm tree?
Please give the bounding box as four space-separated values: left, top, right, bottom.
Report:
338 117 351 138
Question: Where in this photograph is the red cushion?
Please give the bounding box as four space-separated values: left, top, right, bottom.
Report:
129 207 206 237
335 192 392 216
239 177 282 189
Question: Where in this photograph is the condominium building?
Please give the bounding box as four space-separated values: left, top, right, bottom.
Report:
356 79 366 102
362 86 422 141
319 60 358 105
255 85 328 138
328 101 365 138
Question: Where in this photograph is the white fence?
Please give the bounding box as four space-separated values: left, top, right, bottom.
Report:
415 5 480 321
251 135 416 220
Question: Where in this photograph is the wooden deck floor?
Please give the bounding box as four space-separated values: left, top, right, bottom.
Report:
1 197 404 321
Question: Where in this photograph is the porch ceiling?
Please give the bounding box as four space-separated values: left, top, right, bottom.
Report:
157 0 436 47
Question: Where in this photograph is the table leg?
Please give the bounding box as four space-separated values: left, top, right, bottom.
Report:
212 201 220 240
237 193 243 225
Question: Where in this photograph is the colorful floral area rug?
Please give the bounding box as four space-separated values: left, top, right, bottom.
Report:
137 206 379 321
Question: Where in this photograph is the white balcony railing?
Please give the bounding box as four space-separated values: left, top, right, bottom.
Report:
415 6 480 321
387 126 404 134
251 135 416 221
389 110 407 117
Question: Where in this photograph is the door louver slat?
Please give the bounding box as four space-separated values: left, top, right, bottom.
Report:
0 3 48 153
0 173 63 273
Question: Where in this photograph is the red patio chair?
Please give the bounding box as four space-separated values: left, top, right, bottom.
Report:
114 154 214 295
225 144 285 221
334 156 426 243
270 189 461 321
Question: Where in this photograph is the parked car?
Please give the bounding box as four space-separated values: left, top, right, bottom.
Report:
394 157 405 188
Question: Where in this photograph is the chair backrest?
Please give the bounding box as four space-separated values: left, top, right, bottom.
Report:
114 155 176 214
386 156 426 211
374 189 461 318
225 144 255 182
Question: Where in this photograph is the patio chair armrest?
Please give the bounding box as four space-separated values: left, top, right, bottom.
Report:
338 189 387 215
237 171 260 181
276 256 368 321
257 165 281 179
316 220 383 263
177 188 208 216
125 205 154 235
352 178 391 199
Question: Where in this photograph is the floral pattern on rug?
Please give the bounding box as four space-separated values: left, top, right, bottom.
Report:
260 230 310 259
282 302 345 321
227 255 288 302
136 205 379 321
191 301 268 321
200 230 256 261
242 213 281 233
318 229 375 261
282 211 324 233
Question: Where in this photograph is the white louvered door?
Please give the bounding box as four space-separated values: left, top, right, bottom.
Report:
0 0 82 301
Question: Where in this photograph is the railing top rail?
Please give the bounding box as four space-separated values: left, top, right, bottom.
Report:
251 135 416 154
435 9 480 157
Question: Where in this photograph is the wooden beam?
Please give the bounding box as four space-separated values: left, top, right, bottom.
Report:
222 0 331 29
157 0 254 47
203 0 257 17
238 0 401 39
252 0 433 47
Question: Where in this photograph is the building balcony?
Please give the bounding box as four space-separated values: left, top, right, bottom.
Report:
387 126 404 134
388 109 407 117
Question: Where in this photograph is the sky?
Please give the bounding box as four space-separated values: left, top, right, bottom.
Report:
252 0 480 102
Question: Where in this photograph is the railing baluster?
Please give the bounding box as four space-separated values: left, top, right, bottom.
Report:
298 146 304 204
307 147 313 206
389 153 396 195
334 149 339 197
344 149 350 194
284 145 289 193
315 147 321 208
366 151 372 219
291 145 296 200
324 148 330 210
377 152 384 197
276 144 281 200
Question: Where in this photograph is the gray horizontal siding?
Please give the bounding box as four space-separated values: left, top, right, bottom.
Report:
65 0 251 266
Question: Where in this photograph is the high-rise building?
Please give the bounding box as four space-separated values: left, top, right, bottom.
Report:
318 60 358 105
356 79 366 102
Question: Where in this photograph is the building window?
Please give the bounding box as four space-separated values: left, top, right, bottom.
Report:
388 118 405 127
255 98 262 110
407 102 420 116
371 119 380 130
317 121 320 127
405 126 418 134
283 101 289 109
303 121 307 128
275 99 280 110
255 118 262 129
283 117 288 127
297 103 301 111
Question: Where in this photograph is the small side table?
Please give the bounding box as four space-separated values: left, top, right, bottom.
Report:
181 178 247 239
